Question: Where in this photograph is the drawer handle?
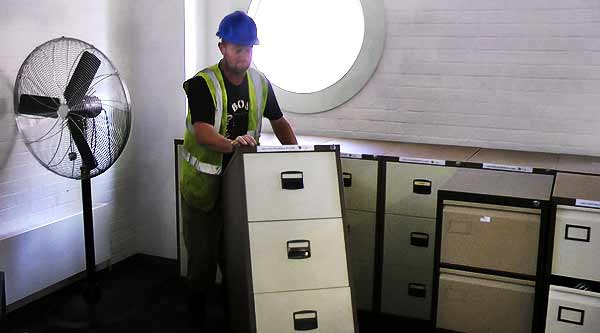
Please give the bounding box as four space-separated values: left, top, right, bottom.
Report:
558 306 585 326
293 310 318 330
408 283 427 298
342 172 352 187
287 240 311 259
410 232 429 247
281 171 304 190
413 179 432 195
565 224 591 242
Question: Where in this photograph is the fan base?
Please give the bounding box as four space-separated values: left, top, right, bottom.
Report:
46 284 136 329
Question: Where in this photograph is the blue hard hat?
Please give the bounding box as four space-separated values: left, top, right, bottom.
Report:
216 11 259 46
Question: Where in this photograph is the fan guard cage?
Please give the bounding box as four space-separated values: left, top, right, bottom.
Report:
14 37 131 180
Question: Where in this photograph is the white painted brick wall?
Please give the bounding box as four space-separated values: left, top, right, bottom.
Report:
280 0 600 156
0 0 139 276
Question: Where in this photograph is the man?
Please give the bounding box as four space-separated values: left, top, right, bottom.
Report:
179 10 297 327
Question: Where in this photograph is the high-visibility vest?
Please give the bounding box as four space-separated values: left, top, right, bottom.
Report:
180 63 268 211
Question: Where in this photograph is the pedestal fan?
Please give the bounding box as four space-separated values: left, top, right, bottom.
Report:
13 37 131 326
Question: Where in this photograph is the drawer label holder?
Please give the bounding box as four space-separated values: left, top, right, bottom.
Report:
293 310 319 330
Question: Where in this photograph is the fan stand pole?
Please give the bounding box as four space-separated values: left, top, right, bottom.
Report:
81 167 101 305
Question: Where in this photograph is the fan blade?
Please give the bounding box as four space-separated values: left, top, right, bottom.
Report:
64 51 101 110
67 116 98 169
18 94 60 117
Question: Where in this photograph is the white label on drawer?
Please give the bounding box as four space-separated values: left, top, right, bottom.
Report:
482 163 533 173
480 216 491 223
341 153 362 159
575 199 600 209
294 312 317 320
565 226 589 241
399 156 446 165
257 145 315 152
558 306 584 325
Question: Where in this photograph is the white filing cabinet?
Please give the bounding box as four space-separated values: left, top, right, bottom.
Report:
552 206 600 281
546 173 600 333
435 168 554 333
546 285 600 333
381 161 459 320
341 156 378 311
222 145 357 333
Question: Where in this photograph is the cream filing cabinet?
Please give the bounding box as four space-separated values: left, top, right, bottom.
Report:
222 145 357 333
545 173 600 333
434 168 554 333
379 145 479 321
340 154 378 311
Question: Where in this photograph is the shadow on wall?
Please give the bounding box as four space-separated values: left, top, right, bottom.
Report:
0 70 17 169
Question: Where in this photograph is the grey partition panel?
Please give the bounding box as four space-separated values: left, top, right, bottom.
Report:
346 210 376 310
386 163 458 218
381 214 435 320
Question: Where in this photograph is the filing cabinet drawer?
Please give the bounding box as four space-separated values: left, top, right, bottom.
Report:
244 152 342 221
350 261 373 310
553 206 600 282
546 285 600 333
346 210 375 310
381 263 433 320
437 269 535 333
384 214 435 269
345 210 375 310
254 287 355 333
386 163 457 218
441 204 540 276
341 158 378 212
249 218 349 293
346 210 376 266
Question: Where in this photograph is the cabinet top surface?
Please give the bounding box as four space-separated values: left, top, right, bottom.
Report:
554 172 600 202
440 168 554 201
468 148 559 171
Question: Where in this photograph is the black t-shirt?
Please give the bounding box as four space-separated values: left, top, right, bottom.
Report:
184 68 283 139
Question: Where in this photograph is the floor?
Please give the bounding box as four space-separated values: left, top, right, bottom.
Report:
1 254 433 332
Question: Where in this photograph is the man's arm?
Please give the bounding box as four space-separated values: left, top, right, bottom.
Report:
193 122 256 153
270 116 298 145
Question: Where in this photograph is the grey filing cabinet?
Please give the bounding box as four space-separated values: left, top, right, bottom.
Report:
340 154 378 311
380 145 478 321
545 173 600 333
435 168 554 333
222 145 357 333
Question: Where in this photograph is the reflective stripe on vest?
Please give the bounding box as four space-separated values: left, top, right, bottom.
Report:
248 68 264 139
181 147 222 175
185 68 224 136
204 69 224 133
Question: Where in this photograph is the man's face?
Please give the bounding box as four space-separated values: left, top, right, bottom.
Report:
219 42 253 75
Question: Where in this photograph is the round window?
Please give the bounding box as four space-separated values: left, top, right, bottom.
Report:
249 0 365 94
247 0 385 113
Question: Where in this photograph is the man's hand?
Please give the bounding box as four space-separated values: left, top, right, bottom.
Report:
232 134 257 146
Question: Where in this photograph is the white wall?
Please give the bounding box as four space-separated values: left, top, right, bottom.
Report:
0 0 186 305
128 0 186 258
257 0 600 156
